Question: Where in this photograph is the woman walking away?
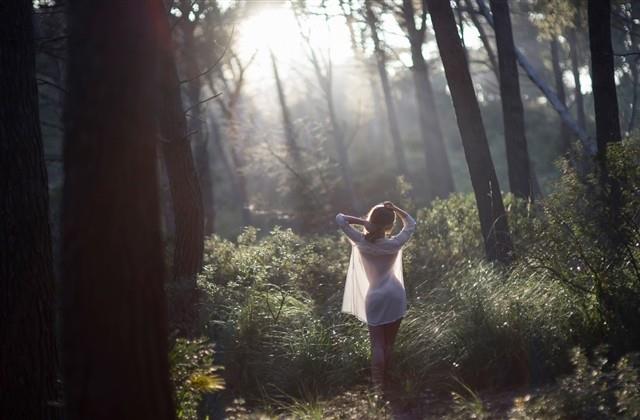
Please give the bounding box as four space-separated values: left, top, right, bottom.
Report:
335 201 416 389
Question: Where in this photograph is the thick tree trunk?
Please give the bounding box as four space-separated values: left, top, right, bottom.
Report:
489 0 532 200
157 7 205 336
62 1 176 418
0 2 60 418
550 38 572 152
365 0 408 177
401 0 455 200
588 0 622 155
568 28 588 131
427 0 513 262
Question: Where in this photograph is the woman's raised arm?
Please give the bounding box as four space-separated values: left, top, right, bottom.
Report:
383 202 416 247
335 213 367 244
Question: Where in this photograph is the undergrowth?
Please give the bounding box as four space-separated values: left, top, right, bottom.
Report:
178 137 640 418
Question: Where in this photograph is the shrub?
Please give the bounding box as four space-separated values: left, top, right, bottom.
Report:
509 348 640 420
170 338 224 420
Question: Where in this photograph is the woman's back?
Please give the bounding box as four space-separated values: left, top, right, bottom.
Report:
336 209 416 326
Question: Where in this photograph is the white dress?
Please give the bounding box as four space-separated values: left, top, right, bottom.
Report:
335 212 417 326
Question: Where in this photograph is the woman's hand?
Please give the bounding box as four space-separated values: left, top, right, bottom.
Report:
383 201 396 211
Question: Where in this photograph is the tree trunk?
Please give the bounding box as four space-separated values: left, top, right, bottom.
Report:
180 3 216 235
427 0 513 262
62 1 176 418
550 37 572 152
628 2 640 133
271 52 302 167
489 0 532 201
476 0 593 154
365 0 408 177
401 0 455 201
588 0 622 156
157 6 205 336
0 2 60 418
568 28 587 131
341 0 387 152
464 0 499 80
271 51 310 229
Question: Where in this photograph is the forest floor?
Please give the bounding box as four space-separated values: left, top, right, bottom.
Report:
224 383 549 419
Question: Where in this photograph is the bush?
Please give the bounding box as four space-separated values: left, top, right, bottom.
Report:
509 348 640 419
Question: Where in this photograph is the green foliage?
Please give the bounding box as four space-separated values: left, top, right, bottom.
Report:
530 0 578 39
509 348 640 420
193 137 640 416
170 338 225 420
524 138 640 350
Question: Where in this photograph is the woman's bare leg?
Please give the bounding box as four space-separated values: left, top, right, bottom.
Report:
368 324 386 388
382 318 402 382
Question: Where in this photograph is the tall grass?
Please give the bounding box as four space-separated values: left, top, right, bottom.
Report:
186 137 640 417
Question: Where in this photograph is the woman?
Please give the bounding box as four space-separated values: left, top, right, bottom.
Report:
335 201 416 388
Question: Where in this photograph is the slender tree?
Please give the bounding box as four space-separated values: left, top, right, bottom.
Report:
62 0 176 418
294 6 360 211
340 0 387 151
588 0 622 158
365 0 408 176
157 2 205 336
179 0 216 235
213 51 255 225
476 0 591 152
426 0 513 262
568 27 587 131
0 1 60 418
489 0 532 200
550 37 572 152
463 0 499 79
271 51 302 167
628 1 640 133
398 0 455 200
270 51 312 229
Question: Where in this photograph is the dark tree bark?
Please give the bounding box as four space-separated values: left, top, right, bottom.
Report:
476 0 591 153
568 28 587 131
400 0 455 200
427 0 513 262
588 0 623 244
0 2 60 418
588 0 622 157
628 2 640 133
365 0 408 177
157 4 205 336
62 0 176 418
489 0 532 201
550 37 572 152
